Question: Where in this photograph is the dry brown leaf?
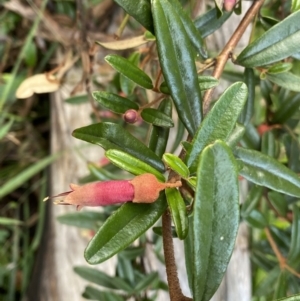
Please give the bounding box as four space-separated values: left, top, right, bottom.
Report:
16 74 60 99
97 35 149 50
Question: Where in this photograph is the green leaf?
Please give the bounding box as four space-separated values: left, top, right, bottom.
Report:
273 272 288 300
273 294 300 301
57 211 105 229
261 130 276 158
235 147 300 198
72 122 165 173
226 123 245 148
105 54 153 89
148 98 172 157
192 140 239 301
74 266 133 292
113 0 153 33
0 153 59 199
167 0 207 59
186 82 248 173
239 68 255 126
24 42 37 67
163 153 189 178
84 194 167 264
288 205 300 266
93 91 139 114
65 94 88 104
159 76 218 94
194 8 232 38
0 118 14 140
105 149 165 182
82 286 125 301
267 62 293 74
141 108 174 128
272 93 300 123
152 0 202 135
0 217 24 226
267 192 288 217
165 188 188 240
236 11 300 67
292 0 300 12
134 272 159 292
120 52 140 95
266 72 300 92
244 209 268 229
241 185 263 218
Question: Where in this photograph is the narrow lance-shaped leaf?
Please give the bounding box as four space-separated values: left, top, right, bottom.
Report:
92 91 139 114
105 54 153 89
192 140 239 301
239 68 255 126
266 72 300 92
141 108 174 128
148 98 172 157
152 0 203 136
165 188 188 240
84 194 167 264
105 149 165 182
234 147 300 198
288 205 300 266
167 0 207 59
163 153 189 179
194 8 232 38
186 82 248 173
236 10 300 67
113 0 154 33
72 122 165 172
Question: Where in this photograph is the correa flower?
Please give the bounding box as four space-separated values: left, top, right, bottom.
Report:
44 173 181 210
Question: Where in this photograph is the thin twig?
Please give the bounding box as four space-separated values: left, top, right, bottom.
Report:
202 0 265 113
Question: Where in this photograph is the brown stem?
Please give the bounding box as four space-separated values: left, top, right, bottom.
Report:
202 0 265 114
265 227 300 278
162 211 193 301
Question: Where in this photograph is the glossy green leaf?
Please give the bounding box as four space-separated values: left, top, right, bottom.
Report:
171 118 185 153
82 286 125 301
74 266 133 292
274 294 300 301
163 153 189 179
167 0 207 59
105 149 165 182
148 99 172 157
267 192 288 217
273 272 288 300
84 194 167 264
93 91 139 114
72 122 165 172
165 188 188 240
192 140 239 301
288 205 300 266
113 0 153 33
272 93 300 123
184 216 194 293
241 185 263 218
141 108 174 128
152 0 202 135
236 11 300 67
105 54 153 89
120 52 140 95
268 62 293 74
186 82 248 172
239 68 255 126
244 209 268 229
261 131 276 158
266 72 300 92
57 211 105 229
235 147 300 198
159 76 218 94
226 123 245 148
194 8 232 38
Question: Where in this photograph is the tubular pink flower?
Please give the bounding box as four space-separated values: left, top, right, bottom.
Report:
44 173 182 209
